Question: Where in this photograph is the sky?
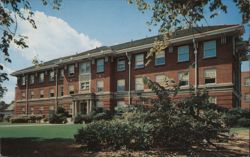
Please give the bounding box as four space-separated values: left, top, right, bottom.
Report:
1 0 250 103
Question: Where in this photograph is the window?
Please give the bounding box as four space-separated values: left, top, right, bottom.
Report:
30 91 34 99
21 76 26 85
59 69 64 80
81 81 90 90
68 64 75 76
178 45 189 62
155 51 165 65
245 78 250 86
117 58 126 71
21 92 25 100
49 89 54 97
96 58 104 73
178 72 189 86
30 75 35 85
60 86 64 96
96 101 103 108
204 69 216 84
155 75 166 83
96 80 104 92
117 79 125 92
40 90 44 98
39 73 44 83
115 101 127 111
208 97 217 104
49 106 54 111
49 71 55 81
135 54 144 69
204 40 216 58
245 94 250 101
135 77 144 91
69 85 74 95
80 62 90 74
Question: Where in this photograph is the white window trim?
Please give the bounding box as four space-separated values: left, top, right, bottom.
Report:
80 62 91 75
178 71 189 87
178 45 189 62
117 58 126 72
155 51 165 66
117 79 125 92
135 77 144 91
204 69 217 85
135 54 144 69
96 80 104 92
203 40 217 58
96 58 105 73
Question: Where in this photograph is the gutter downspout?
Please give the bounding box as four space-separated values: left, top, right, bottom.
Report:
126 52 131 105
55 68 58 111
193 38 198 96
25 75 29 115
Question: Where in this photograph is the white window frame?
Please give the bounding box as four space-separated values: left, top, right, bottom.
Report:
68 64 75 76
245 93 250 102
204 69 216 85
96 101 103 108
49 71 55 81
155 51 165 66
117 79 125 92
245 77 250 86
208 96 217 104
39 72 44 83
135 77 144 91
204 40 216 58
96 80 104 92
96 58 104 73
117 58 126 72
69 85 75 95
80 81 90 90
21 76 26 85
178 71 189 86
178 45 189 62
40 90 44 98
49 88 55 97
80 62 90 75
30 75 35 85
135 54 144 69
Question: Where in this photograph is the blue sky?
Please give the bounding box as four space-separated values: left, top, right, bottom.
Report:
1 0 249 103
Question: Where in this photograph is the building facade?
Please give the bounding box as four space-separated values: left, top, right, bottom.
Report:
241 71 250 109
11 25 245 117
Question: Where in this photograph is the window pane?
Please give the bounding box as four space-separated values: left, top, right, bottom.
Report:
81 81 90 90
80 62 90 74
135 77 144 90
245 94 250 101
117 79 125 91
155 51 165 65
21 76 26 85
204 40 216 58
39 73 44 83
245 78 250 86
208 97 217 104
178 72 189 86
97 80 104 92
30 75 34 84
68 65 75 76
96 101 103 108
205 69 216 78
178 46 189 62
135 54 144 69
97 59 104 73
117 59 125 71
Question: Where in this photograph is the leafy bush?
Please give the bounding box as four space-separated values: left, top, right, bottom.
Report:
10 116 30 123
93 110 112 121
74 114 84 124
75 78 231 151
225 108 250 127
236 118 250 127
49 107 68 124
75 120 152 150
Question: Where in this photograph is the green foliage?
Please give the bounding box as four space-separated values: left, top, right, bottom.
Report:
75 77 230 151
9 115 43 123
74 120 152 150
49 107 68 124
225 108 250 127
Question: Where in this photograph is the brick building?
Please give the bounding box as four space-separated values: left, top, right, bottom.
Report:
241 71 250 109
11 25 245 117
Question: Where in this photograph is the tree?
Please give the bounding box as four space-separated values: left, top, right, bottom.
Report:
129 0 250 63
0 0 62 98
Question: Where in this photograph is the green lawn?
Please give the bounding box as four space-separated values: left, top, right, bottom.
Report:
0 124 84 139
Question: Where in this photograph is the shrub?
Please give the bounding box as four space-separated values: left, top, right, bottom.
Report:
93 110 112 121
74 120 152 150
49 107 68 124
237 118 250 127
81 114 93 124
10 116 30 123
74 114 83 124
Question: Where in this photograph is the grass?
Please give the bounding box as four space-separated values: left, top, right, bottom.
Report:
0 123 84 139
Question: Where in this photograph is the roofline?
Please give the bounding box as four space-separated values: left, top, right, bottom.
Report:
11 25 243 76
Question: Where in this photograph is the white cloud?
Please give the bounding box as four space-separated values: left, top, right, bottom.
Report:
11 11 102 61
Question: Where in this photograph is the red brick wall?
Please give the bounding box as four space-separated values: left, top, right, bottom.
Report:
241 71 250 109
